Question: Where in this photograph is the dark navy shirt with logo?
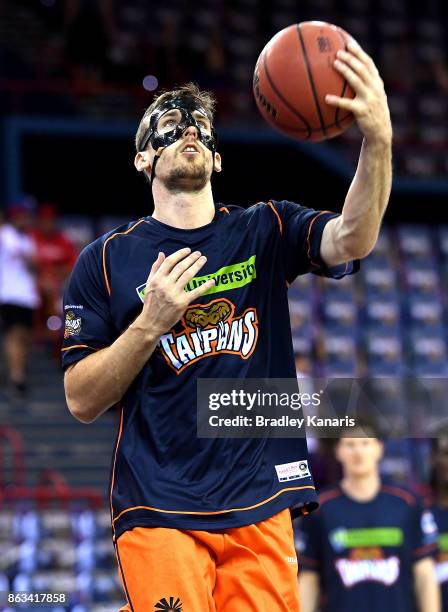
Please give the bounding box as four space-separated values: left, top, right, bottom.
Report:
432 505 448 610
62 201 356 540
296 483 438 612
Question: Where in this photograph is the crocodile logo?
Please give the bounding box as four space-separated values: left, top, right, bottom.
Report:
185 300 231 329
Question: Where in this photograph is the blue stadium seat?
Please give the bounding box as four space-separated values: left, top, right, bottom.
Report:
289 299 312 335
71 510 97 542
319 333 359 377
363 266 399 300
404 264 440 298
321 299 358 333
363 299 401 333
398 225 434 262
365 331 405 376
409 330 448 376
407 299 443 331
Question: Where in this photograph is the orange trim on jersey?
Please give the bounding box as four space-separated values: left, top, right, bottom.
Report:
306 211 332 268
413 542 438 557
219 206 230 214
111 485 316 525
318 487 343 506
102 219 147 296
381 485 416 507
61 344 101 352
110 407 124 540
266 201 283 235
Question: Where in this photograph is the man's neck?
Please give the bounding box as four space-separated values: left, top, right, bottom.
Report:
341 473 381 502
152 182 216 229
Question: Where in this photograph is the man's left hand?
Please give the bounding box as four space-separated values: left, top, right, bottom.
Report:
325 41 392 145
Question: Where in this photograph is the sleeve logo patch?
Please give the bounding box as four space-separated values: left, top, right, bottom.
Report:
64 310 82 339
421 511 438 537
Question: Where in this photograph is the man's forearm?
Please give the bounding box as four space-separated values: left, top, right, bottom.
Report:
321 42 393 265
298 571 320 612
64 248 215 423
64 313 160 423
414 559 441 612
417 584 441 612
339 136 392 257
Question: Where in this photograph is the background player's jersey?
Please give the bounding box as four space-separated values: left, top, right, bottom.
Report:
62 201 356 539
432 505 448 610
296 483 438 612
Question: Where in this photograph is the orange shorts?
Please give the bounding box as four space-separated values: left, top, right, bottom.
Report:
116 508 300 612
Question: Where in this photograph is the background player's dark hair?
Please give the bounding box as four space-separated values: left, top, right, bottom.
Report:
336 414 383 442
428 433 448 494
135 82 217 153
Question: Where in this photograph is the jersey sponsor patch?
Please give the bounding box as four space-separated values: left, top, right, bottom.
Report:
437 533 448 584
158 297 258 374
185 254 257 295
440 533 448 553
330 527 403 552
275 460 311 482
64 310 82 339
136 255 257 302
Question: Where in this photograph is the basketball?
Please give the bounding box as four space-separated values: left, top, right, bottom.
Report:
253 21 356 141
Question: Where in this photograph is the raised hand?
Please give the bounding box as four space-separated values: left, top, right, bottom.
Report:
325 41 392 145
141 247 214 337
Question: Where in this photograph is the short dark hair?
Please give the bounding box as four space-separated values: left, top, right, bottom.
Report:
135 82 217 152
337 415 383 441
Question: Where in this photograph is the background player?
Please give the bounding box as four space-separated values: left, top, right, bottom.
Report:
0 203 39 399
428 437 448 610
63 40 392 611
297 424 441 612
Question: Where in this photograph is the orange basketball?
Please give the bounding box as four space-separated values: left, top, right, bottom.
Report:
253 21 356 141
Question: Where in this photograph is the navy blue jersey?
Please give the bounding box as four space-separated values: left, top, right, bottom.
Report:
62 201 356 539
432 505 448 610
296 483 439 612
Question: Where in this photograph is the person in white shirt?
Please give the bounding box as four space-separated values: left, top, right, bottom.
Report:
0 204 39 397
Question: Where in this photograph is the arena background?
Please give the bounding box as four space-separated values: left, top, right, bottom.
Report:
1 0 448 610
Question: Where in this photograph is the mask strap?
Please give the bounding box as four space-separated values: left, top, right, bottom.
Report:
149 147 165 184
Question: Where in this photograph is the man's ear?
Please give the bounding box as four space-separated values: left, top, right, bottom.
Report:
214 151 222 173
134 151 152 173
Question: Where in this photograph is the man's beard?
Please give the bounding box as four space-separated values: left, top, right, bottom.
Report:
162 157 210 192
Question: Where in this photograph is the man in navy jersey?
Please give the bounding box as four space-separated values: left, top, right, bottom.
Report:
63 40 392 612
428 437 448 610
297 424 440 612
